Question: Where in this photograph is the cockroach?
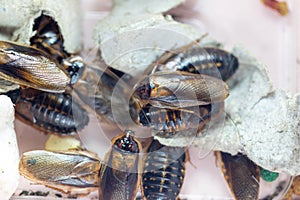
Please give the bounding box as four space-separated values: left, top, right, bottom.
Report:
1 15 125 135
215 151 260 200
30 14 69 63
134 71 229 109
19 149 101 194
30 14 85 85
0 41 70 92
155 47 239 81
10 87 89 135
142 139 187 200
138 102 224 138
99 130 141 200
133 38 237 138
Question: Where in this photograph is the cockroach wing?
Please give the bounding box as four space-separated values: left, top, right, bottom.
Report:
19 150 101 194
0 41 70 92
215 151 260 200
99 131 141 200
135 71 229 108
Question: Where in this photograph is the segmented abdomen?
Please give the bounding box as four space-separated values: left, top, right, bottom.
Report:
160 47 239 81
142 139 186 200
139 102 224 137
15 89 88 135
30 14 69 63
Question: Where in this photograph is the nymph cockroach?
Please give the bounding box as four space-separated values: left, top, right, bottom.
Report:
0 41 70 92
30 14 69 63
139 102 224 138
8 87 89 135
99 130 141 200
19 149 101 194
154 47 239 81
215 152 260 200
142 139 187 200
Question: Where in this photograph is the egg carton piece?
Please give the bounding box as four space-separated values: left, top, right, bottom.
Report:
0 95 19 200
94 0 220 77
0 0 81 53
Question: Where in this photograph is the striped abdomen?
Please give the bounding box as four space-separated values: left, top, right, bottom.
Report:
142 139 186 200
30 14 69 63
159 47 239 81
139 102 224 137
15 89 88 135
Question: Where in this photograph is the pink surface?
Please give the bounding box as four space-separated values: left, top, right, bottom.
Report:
12 0 299 199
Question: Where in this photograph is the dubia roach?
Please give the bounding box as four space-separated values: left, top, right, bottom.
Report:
215 152 260 200
134 38 238 138
139 102 224 138
10 88 89 135
19 149 101 194
0 41 70 92
30 14 69 63
155 47 239 81
142 139 187 200
134 71 229 109
30 14 85 85
99 130 141 200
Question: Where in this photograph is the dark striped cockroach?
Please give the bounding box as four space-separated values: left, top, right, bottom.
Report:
30 14 85 85
156 47 239 81
19 149 101 194
142 139 187 200
99 130 141 200
139 102 224 138
1 47 125 135
215 152 260 200
0 41 70 92
9 87 89 135
30 14 69 63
